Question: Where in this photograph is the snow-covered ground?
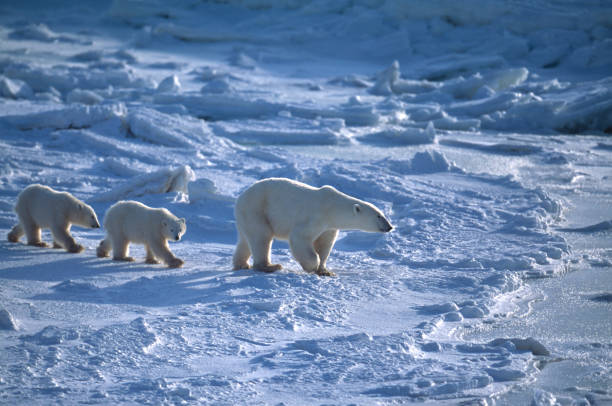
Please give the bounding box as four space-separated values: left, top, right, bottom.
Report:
0 1 611 404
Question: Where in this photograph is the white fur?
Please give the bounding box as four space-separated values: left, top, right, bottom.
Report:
7 184 100 252
232 178 393 276
97 200 186 268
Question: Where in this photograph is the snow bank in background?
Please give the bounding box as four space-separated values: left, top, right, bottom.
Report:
386 149 460 174
93 165 195 202
127 107 213 148
358 122 437 145
0 103 126 130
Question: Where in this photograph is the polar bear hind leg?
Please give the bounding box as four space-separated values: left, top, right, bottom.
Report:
313 229 338 276
19 212 47 247
112 236 134 262
289 230 320 274
238 216 281 273
97 238 111 257
232 231 251 270
8 224 24 243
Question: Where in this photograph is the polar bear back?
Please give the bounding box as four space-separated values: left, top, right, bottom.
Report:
103 200 168 244
235 178 362 239
16 184 76 227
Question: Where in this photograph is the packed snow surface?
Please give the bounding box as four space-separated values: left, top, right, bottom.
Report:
0 0 611 404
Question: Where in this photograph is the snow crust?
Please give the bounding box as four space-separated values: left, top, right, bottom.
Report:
0 0 611 404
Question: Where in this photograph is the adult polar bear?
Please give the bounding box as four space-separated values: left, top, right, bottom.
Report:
233 178 393 276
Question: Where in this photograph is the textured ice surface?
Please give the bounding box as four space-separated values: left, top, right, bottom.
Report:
0 0 611 404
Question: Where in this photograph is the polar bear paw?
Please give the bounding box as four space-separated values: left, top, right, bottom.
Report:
253 263 282 273
167 257 184 268
145 258 160 265
28 241 48 248
316 267 336 277
113 255 135 262
67 243 85 253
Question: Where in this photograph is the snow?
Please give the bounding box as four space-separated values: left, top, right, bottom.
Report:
1 0 611 404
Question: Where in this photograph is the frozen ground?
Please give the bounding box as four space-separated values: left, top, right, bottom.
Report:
0 0 611 404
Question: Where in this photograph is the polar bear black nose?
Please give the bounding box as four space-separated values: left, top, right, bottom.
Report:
175 235 180 241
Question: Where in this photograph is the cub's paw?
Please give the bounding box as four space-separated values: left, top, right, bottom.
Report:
96 245 109 258
167 257 184 268
68 243 85 253
113 256 135 262
145 258 160 265
28 241 48 248
315 268 336 277
53 242 63 249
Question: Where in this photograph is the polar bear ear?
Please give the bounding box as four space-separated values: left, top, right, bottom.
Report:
353 204 361 215
179 218 186 223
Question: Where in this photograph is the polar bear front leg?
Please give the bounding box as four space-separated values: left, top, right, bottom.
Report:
145 245 160 264
150 240 183 268
290 230 320 274
51 224 84 253
313 229 338 277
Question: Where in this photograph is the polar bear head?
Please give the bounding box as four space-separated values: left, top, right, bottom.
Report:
351 202 394 233
161 216 186 242
74 203 101 229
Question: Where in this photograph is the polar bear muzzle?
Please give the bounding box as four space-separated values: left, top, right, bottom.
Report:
377 214 393 232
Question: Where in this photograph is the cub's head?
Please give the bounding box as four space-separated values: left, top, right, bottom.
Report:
352 202 393 233
76 203 101 229
162 217 186 242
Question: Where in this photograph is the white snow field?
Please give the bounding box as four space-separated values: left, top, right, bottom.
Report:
1 0 611 404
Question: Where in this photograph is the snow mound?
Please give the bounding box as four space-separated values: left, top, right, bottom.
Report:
384 150 460 174
93 165 195 202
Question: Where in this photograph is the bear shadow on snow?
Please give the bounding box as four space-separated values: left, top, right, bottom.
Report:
1 239 298 308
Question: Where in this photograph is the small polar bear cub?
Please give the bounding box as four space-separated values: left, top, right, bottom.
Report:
8 184 100 253
97 200 186 268
233 177 393 276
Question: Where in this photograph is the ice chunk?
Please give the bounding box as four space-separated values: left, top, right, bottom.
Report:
0 76 33 99
1 103 126 130
371 61 438 96
188 178 234 203
0 309 18 331
66 89 103 105
127 107 211 147
357 124 436 146
156 75 181 93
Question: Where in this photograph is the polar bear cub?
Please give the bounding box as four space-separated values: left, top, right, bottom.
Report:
233 178 393 276
7 184 100 253
97 200 186 268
